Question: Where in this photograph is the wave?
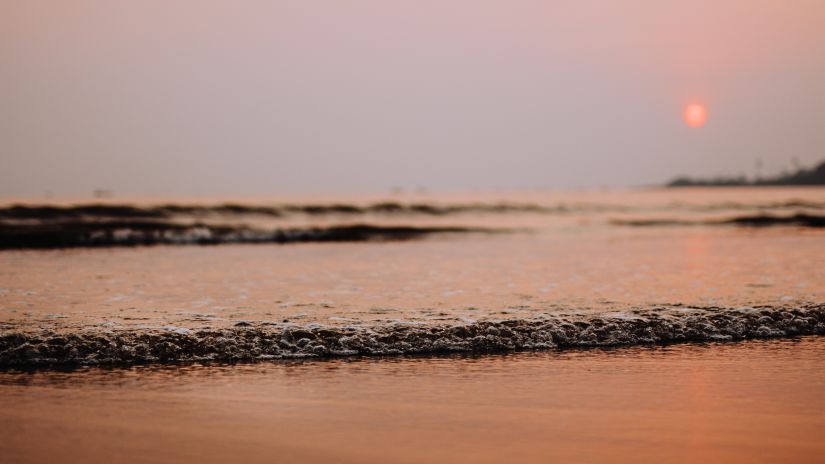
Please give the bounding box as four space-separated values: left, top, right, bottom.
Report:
2 305 822 367
3 199 824 221
612 213 825 228
0 222 501 249
0 202 583 220
726 213 825 227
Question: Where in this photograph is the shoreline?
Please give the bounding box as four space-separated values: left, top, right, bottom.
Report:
3 304 823 368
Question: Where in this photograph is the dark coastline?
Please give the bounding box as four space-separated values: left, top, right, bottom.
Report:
667 160 825 187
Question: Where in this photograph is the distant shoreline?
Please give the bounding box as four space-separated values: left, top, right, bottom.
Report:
667 160 825 187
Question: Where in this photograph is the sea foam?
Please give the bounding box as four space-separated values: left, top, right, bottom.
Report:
2 305 822 367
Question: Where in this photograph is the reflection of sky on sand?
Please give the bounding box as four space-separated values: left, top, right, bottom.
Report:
1 338 823 463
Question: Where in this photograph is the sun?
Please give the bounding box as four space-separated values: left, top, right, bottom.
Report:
684 103 707 128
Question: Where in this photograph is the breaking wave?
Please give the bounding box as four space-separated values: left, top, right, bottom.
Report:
0 222 501 249
612 213 825 228
3 199 824 221
2 305 822 367
0 202 601 220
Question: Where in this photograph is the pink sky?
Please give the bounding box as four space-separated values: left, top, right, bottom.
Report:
2 0 823 196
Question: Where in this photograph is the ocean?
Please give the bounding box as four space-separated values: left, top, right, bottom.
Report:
1 186 823 462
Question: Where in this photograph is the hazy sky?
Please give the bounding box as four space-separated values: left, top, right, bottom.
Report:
2 0 824 197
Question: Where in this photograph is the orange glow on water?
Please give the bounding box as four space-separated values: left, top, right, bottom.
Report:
684 104 708 128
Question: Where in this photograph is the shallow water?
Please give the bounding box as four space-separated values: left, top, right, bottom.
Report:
2 228 824 330
1 187 825 365
2 186 824 461
2 188 825 332
1 337 824 464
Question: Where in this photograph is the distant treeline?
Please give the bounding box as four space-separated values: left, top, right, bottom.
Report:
668 160 825 187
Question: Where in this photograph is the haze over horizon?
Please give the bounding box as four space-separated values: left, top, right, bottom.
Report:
2 0 824 197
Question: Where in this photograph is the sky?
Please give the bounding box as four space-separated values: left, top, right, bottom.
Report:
2 0 824 197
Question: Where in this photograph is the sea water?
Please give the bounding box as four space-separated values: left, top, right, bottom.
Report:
1 187 824 462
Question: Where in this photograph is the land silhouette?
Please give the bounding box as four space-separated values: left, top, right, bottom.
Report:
668 159 825 186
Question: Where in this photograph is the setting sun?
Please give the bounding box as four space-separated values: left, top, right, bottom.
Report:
684 103 708 128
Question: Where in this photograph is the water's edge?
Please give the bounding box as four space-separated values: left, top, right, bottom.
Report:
2 305 823 368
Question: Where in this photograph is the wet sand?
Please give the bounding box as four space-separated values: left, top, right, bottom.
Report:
2 337 823 464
